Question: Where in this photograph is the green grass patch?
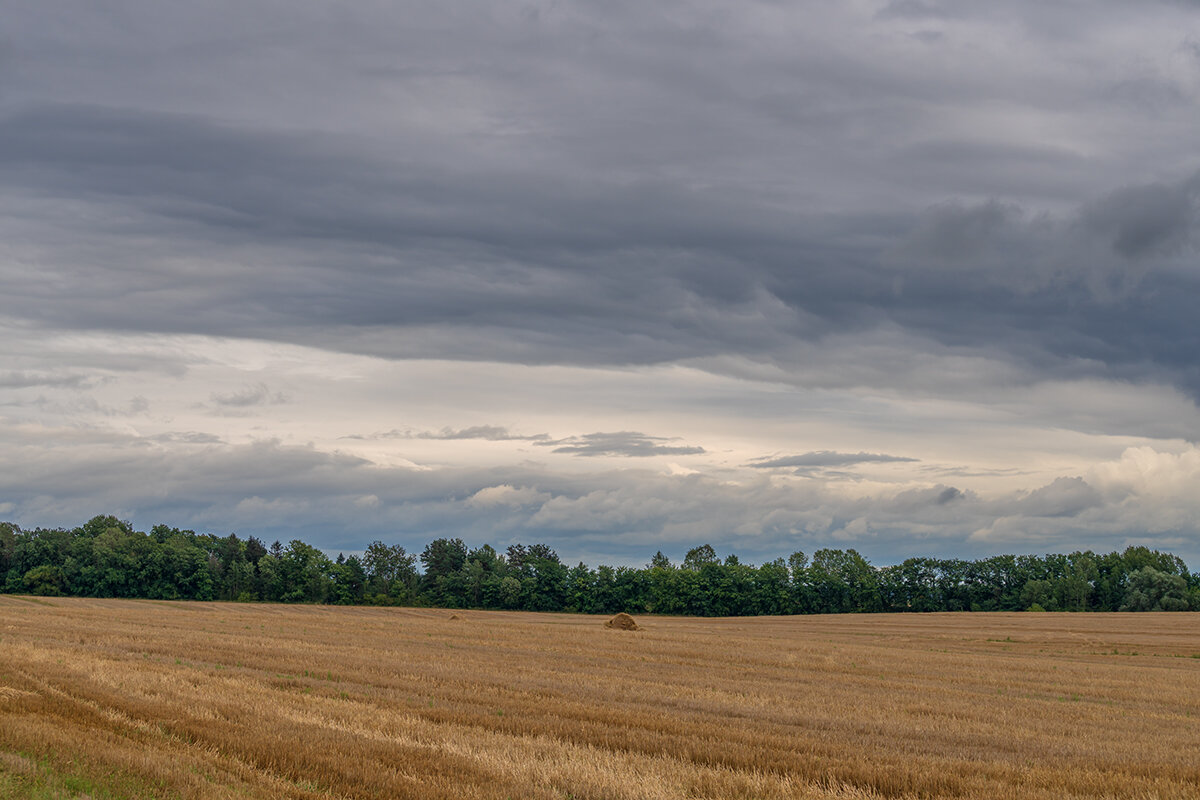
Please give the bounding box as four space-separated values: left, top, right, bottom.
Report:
0 750 180 800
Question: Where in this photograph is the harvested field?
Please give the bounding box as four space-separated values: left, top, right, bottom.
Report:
1 597 1198 799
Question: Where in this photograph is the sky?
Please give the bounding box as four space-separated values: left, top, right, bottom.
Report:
2 1 1200 567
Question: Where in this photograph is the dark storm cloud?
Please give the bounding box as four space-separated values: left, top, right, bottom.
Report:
4 95 1198 401
537 432 706 458
0 102 801 367
896 200 1023 264
751 452 919 469
0 2 1195 399
1081 175 1200 259
879 171 1200 397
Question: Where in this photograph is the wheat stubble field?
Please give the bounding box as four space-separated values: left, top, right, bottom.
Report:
0 598 1198 800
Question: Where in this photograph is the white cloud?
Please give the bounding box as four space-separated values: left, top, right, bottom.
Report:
1089 445 1200 500
467 485 550 508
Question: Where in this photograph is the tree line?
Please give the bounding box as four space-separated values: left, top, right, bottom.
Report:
2 516 1196 613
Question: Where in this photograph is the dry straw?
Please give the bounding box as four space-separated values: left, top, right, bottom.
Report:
603 612 640 630
1 597 1198 799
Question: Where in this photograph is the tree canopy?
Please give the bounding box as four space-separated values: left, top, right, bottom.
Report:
2 516 1197 614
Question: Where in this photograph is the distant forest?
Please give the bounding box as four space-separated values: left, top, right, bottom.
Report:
2 516 1196 614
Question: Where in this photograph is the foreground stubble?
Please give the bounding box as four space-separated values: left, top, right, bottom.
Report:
0 598 1197 799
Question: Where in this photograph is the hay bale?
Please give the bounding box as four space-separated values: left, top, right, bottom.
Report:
604 612 640 631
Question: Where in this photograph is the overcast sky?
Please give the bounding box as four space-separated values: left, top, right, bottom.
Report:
3 1 1200 567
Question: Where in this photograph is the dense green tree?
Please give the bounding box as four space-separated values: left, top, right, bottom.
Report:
972 555 1023 611
809 549 880 613
612 566 650 613
693 562 735 616
1020 579 1056 611
645 563 686 615
591 564 619 613
256 554 282 601
222 557 257 601
682 544 718 571
1 515 1196 616
1056 552 1097 612
0 522 18 576
23 564 65 596
364 541 418 603
523 546 567 611
153 534 214 600
330 554 367 605
419 538 469 606
1120 566 1190 611
245 536 268 565
565 562 597 613
421 538 468 583
79 515 134 540
881 558 939 612
753 559 791 615
275 541 332 603
497 575 522 609
787 551 816 613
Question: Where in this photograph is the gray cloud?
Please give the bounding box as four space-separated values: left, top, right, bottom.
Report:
0 418 1195 565
935 486 964 505
0 371 94 390
148 432 224 445
2 1 1199 563
875 1 949 21
412 426 549 442
537 431 706 458
11 393 151 418
4 95 1198 403
210 383 287 408
1081 174 1200 259
418 426 534 441
896 199 1023 265
343 426 549 441
0 5 1194 389
751 451 919 469
1013 476 1104 518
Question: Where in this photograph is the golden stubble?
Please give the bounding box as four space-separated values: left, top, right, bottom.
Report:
0 597 1198 799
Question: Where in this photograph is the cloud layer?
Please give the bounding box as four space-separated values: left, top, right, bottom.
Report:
1 1 1198 564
